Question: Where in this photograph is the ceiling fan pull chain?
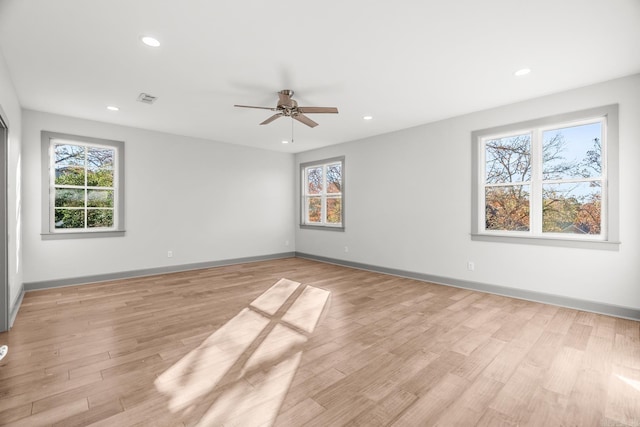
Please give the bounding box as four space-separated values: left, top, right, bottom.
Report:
291 116 294 144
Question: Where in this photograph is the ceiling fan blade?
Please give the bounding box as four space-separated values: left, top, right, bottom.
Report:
260 113 284 125
234 104 277 111
297 107 339 114
293 113 318 128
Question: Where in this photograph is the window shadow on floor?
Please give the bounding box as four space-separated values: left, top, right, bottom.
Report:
155 278 331 426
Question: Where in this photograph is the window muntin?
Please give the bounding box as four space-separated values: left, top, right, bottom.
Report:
301 158 344 229
42 131 125 238
478 115 608 241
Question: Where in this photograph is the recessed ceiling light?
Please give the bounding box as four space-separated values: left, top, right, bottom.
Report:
141 36 161 47
281 140 289 144
514 68 531 76
106 105 119 111
363 116 373 120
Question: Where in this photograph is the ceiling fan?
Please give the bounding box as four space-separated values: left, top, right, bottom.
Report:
234 89 338 128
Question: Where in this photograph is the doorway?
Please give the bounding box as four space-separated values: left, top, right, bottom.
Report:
0 113 7 332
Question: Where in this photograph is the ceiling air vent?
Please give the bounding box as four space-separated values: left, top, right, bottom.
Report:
137 93 157 104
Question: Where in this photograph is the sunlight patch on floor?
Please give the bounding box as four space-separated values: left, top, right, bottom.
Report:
250 278 301 316
283 285 332 334
155 308 269 413
616 374 640 392
154 278 331 426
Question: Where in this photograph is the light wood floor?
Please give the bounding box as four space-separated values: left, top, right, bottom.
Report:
0 257 638 426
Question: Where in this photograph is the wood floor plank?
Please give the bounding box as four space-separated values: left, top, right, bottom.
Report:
476 407 520 426
481 339 531 384
451 331 493 356
305 394 376 427
605 365 640 426
546 307 578 335
280 367 345 413
390 373 470 426
542 346 585 395
450 337 505 381
344 388 417 426
431 375 504 426
359 350 440 402
562 368 607 427
274 397 325 426
5 397 89 427
399 350 466 396
613 333 640 369
488 361 544 424
0 257 637 426
312 352 398 407
564 322 594 351
51 398 124 427
524 387 568 426
0 402 32 424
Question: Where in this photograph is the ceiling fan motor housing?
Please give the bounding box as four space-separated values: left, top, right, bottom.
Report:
278 90 297 110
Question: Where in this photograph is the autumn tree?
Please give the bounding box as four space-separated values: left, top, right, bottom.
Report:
484 131 602 235
484 134 532 231
304 163 342 224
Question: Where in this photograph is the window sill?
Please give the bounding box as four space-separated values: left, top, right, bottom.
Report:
41 230 126 240
299 224 345 232
471 233 620 250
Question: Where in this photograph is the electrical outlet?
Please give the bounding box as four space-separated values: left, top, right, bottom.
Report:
467 261 475 271
167 251 173 258
344 246 349 253
285 240 289 246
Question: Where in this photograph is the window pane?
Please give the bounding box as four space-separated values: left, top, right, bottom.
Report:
87 168 114 187
307 197 321 223
55 144 85 185
326 163 342 194
542 182 601 234
326 197 342 224
87 209 114 228
543 122 602 180
87 147 114 169
87 147 115 187
306 167 322 195
87 190 113 208
54 209 85 229
55 188 84 208
485 185 530 231
485 134 531 184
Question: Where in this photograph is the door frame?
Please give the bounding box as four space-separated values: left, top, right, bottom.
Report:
0 111 8 332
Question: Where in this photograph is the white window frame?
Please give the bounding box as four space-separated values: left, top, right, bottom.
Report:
300 156 345 231
471 105 619 250
41 131 125 239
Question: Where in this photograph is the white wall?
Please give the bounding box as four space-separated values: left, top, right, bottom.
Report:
0 49 23 316
295 74 640 310
22 110 295 283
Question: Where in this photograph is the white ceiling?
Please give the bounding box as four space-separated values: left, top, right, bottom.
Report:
1 0 639 153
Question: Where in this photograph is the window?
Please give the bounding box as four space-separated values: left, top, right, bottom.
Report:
300 157 344 230
471 105 619 249
41 131 125 239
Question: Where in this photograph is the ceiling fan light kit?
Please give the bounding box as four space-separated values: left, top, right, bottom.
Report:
234 89 338 128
